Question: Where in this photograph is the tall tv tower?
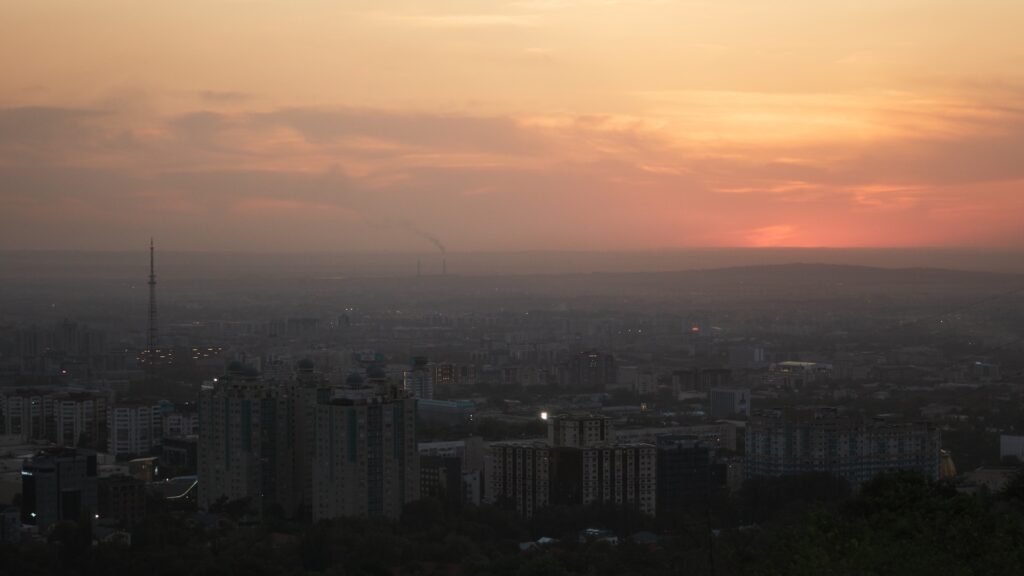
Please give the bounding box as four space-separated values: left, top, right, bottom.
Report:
147 238 158 379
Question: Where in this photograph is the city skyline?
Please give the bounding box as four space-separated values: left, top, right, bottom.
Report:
1 4 1022 571
2 0 1023 252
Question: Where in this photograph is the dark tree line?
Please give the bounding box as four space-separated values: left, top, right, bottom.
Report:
4 471 1024 575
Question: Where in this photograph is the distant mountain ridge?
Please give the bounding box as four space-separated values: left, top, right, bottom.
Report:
2 249 1023 282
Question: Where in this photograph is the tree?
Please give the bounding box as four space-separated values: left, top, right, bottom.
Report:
516 555 570 576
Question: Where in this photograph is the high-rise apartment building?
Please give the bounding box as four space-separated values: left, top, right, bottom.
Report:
489 442 551 517
277 359 330 516
548 413 614 448
745 408 941 486
197 358 342 516
162 406 199 438
551 443 657 515
430 362 472 392
490 414 656 518
0 390 108 449
419 437 487 507
198 370 289 513
108 401 162 458
312 381 419 520
403 356 434 399
0 389 52 442
51 392 108 450
566 350 617 390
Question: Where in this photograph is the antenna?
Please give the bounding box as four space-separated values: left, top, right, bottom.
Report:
147 238 158 381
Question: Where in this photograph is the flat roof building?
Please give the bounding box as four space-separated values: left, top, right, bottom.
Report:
21 448 98 530
745 408 941 487
312 383 419 520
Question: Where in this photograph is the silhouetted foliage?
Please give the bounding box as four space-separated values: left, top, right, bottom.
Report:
738 472 851 524
6 473 1024 575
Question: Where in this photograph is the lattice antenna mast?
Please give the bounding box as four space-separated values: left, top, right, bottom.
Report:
147 238 158 379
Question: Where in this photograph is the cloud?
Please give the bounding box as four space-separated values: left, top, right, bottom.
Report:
253 108 543 155
0 107 114 163
745 225 798 247
372 12 537 28
198 90 252 103
1 98 1023 251
0 106 104 139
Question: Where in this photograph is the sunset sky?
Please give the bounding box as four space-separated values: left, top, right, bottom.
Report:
2 0 1023 252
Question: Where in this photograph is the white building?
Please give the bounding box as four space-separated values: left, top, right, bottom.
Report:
51 393 108 449
108 402 162 458
0 391 48 441
162 410 199 438
1000 435 1024 462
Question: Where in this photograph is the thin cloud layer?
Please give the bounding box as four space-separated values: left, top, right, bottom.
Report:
0 98 1021 251
1 0 1022 251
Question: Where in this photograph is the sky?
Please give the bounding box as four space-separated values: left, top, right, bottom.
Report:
1 0 1023 252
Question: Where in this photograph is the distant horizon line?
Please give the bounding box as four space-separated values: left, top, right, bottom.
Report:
3 246 1024 255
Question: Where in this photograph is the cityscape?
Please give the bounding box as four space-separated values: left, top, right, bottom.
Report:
3 1 1024 575
1 246 1023 574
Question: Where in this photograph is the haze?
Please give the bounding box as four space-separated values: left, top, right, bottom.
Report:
2 0 1023 252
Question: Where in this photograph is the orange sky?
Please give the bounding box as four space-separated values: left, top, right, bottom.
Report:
1 0 1022 251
